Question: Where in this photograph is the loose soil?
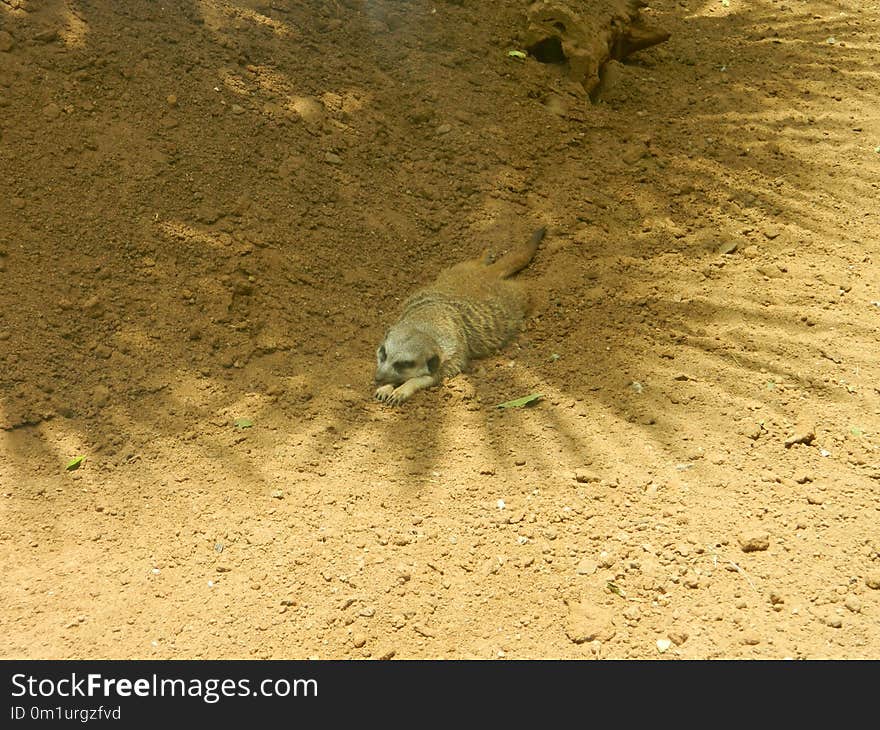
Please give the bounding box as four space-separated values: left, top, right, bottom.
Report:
1 0 879 659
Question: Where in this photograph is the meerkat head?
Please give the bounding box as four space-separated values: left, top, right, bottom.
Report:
375 326 441 386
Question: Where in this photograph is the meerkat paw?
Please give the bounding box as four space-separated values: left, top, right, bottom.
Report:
375 382 417 406
376 376 435 406
374 384 396 403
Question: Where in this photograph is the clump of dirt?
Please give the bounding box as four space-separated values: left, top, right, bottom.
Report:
1 0 878 659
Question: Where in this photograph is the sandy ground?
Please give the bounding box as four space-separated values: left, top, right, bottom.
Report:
1 0 878 660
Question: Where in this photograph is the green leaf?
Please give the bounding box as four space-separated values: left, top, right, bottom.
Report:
496 393 543 409
233 418 253 429
66 456 85 471
507 50 527 59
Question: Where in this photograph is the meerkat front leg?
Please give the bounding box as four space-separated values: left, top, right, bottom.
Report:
375 375 437 406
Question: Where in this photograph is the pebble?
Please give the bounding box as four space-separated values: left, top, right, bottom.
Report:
844 596 861 613
805 492 824 505
784 421 815 448
742 631 761 645
576 558 597 575
656 638 672 653
762 225 781 239
166 94 178 107
737 531 770 552
92 385 110 407
565 602 615 644
324 152 342 165
43 102 61 119
717 241 738 255
435 123 452 135
0 31 14 53
270 490 284 499
622 142 648 165
574 470 600 483
375 646 396 660
865 572 880 590
668 629 689 646
352 634 367 648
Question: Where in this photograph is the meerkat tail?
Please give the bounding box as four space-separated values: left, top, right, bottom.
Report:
486 226 546 278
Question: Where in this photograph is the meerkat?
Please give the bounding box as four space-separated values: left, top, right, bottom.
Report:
374 226 546 405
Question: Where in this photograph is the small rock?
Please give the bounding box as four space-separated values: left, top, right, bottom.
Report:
738 531 770 552
784 421 815 448
793 472 812 484
435 123 452 135
762 225 781 240
865 572 880 590
375 646 396 660
43 102 61 119
324 152 342 165
231 104 244 114
574 470 600 483
92 385 111 407
352 634 367 648
166 94 178 107
844 596 861 613
742 631 761 645
0 31 14 53
668 629 689 646
805 492 824 505
82 294 103 317
565 602 615 644
270 490 284 499
825 616 842 629
575 558 597 576
717 241 738 255
656 638 672 653
622 142 648 165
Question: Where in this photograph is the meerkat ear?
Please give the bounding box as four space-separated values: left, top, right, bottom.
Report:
427 354 440 374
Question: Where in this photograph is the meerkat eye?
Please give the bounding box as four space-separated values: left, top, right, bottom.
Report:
393 360 415 372
378 345 387 361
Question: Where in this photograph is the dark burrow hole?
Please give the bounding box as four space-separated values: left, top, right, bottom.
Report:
527 36 567 64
